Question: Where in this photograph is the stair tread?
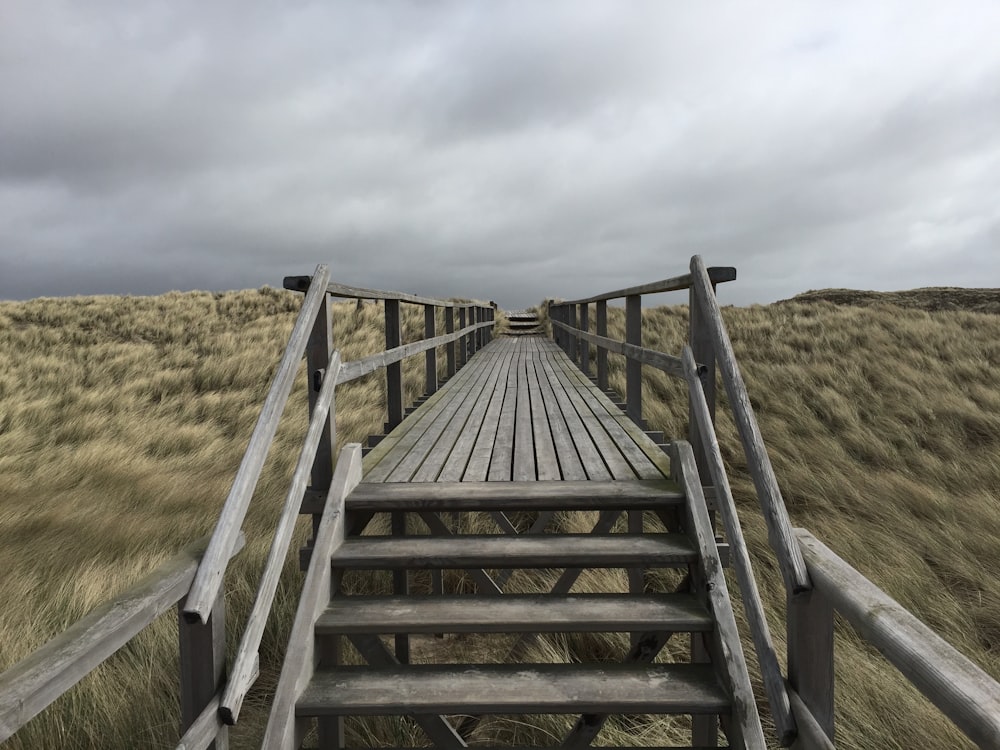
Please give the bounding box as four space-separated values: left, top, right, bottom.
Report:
297 663 729 716
332 533 697 569
347 479 683 511
316 593 712 634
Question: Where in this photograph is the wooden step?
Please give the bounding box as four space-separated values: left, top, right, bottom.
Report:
331 533 698 570
345 479 683 512
316 593 712 635
296 663 729 716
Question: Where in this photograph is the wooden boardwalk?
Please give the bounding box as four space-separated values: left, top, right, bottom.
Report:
363 337 670 484
9 261 995 749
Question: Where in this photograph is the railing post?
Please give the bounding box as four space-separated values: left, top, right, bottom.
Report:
446 307 456 378
689 280 717 483
788 588 835 742
306 293 335 546
474 307 482 352
385 299 404 430
596 300 608 390
579 303 590 375
424 304 437 396
470 306 478 355
625 294 642 426
457 307 467 368
567 304 577 362
179 589 228 750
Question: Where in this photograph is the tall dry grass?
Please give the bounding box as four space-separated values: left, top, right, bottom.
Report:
0 289 463 748
0 287 998 748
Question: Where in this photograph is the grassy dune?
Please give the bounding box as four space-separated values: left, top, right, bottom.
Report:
0 287 998 748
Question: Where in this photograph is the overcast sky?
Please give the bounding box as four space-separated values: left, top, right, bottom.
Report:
2 2 998 308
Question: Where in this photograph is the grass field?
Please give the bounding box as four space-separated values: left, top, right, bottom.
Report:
0 286 998 748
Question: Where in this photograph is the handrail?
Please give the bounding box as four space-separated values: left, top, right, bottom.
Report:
337 318 494 385
557 266 737 305
184 265 332 624
219 350 343 725
689 255 812 598
283 275 492 308
681 346 795 745
794 530 1000 748
0 533 244 743
263 444 363 748
549 318 686 378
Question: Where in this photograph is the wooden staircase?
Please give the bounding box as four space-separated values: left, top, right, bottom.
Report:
265 445 766 749
505 310 544 336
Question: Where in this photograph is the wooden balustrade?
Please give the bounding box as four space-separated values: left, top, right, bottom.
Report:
0 270 493 747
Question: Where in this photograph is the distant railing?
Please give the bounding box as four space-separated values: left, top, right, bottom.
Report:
0 266 494 748
548 255 1000 749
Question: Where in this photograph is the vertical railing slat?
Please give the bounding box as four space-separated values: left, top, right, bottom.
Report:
625 294 642 426
385 299 403 430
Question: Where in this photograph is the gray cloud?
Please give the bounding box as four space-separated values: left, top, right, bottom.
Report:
2 1 999 308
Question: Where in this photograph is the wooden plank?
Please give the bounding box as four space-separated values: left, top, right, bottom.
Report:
363 344 495 482
436 346 510 481
332 533 697 570
512 341 536 480
552 346 674 479
0 534 244 743
549 349 664 479
555 266 737 305
673 441 766 750
463 340 516 480
487 341 520 481
690 255 811 597
387 346 505 482
531 355 589 480
261 445 362 750
682 346 795 745
537 350 631 480
796 529 1000 748
317 594 711 634
184 265 330 624
411 348 508 482
346 480 681 511
527 339 560 480
298 663 729 716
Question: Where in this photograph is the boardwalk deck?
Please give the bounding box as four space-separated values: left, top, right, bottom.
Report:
362 337 671 483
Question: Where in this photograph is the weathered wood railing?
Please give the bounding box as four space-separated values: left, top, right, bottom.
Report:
549 255 1000 749
0 267 493 748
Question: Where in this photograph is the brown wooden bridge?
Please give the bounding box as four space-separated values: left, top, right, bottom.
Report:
3 258 1000 750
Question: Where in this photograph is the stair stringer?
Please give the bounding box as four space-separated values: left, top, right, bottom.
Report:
673 440 767 750
263 445 363 749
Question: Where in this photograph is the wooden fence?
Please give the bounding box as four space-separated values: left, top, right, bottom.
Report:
0 267 494 748
547 255 1000 749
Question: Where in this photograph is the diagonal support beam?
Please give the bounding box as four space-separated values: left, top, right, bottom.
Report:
419 512 503 595
560 574 693 749
348 633 467 749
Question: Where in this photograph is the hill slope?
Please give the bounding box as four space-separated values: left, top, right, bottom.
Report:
1 289 999 748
